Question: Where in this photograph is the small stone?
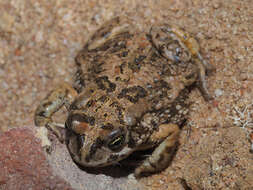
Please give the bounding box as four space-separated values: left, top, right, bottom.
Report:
35 30 44 43
35 127 51 147
0 12 15 32
176 105 182 110
239 72 249 81
215 89 223 97
213 2 221 9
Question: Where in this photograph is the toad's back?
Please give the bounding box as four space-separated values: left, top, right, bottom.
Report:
73 17 198 126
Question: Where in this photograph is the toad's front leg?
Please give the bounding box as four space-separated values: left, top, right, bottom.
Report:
34 82 78 142
134 124 180 178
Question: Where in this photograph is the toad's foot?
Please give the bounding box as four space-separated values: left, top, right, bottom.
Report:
195 53 214 101
34 82 78 142
134 124 180 178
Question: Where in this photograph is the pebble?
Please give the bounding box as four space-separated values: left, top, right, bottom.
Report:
215 89 223 97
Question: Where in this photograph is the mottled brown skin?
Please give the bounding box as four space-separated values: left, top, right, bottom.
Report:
34 17 213 177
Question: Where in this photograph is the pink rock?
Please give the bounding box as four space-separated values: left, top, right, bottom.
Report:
0 127 73 190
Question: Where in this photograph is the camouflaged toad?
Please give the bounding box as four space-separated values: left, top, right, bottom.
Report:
35 17 213 177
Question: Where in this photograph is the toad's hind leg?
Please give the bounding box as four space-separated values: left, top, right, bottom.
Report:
34 82 78 142
134 124 180 178
150 25 214 101
170 26 214 101
85 16 130 51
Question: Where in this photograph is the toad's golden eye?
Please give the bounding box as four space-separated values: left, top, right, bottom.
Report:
107 135 125 151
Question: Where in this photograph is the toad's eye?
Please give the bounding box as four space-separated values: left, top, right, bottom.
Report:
107 134 125 151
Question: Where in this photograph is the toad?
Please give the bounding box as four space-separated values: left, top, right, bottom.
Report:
34 17 213 177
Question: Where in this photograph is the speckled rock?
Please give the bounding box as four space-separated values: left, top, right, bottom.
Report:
182 127 253 190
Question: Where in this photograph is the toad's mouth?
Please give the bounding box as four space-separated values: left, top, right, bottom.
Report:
69 142 134 168
78 142 134 167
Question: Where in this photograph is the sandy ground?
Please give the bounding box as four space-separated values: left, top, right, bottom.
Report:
0 0 253 189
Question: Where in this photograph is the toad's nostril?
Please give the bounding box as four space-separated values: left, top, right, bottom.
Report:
83 143 97 163
77 134 85 150
85 154 91 163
